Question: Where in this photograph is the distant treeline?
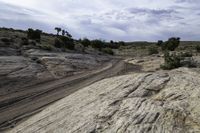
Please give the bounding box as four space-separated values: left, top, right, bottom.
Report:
0 27 56 37
0 27 153 47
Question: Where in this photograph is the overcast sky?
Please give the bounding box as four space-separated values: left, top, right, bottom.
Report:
0 0 200 41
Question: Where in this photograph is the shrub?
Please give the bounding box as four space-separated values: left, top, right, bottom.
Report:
161 37 180 51
180 52 193 57
29 40 36 46
54 38 64 48
196 45 200 52
21 37 29 45
161 51 196 70
27 28 42 41
101 48 114 55
54 36 74 50
81 38 91 47
118 41 125 46
148 47 159 55
91 40 105 49
104 42 120 49
156 40 163 46
74 43 84 52
140 46 146 49
160 52 181 70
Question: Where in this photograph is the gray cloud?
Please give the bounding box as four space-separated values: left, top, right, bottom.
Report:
0 0 200 41
128 8 176 15
175 0 200 3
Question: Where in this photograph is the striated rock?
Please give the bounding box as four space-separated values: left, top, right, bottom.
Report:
0 48 110 89
0 56 53 95
7 68 200 133
0 47 20 56
0 48 111 111
126 56 164 72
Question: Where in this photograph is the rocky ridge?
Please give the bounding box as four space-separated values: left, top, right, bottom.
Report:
7 67 200 133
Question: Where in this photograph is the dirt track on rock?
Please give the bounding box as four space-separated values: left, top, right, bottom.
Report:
0 58 140 131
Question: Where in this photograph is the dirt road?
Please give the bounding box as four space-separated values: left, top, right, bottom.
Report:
0 58 139 131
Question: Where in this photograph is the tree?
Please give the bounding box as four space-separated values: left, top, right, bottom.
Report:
91 39 105 49
196 45 200 52
65 31 72 38
118 41 125 46
148 47 159 55
160 52 181 70
55 27 62 35
101 48 114 55
81 38 91 47
62 30 65 36
54 36 74 50
156 40 163 46
161 37 180 51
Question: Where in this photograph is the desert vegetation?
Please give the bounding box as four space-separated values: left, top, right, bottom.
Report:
148 46 159 55
1 27 200 64
27 28 42 42
157 37 197 70
159 37 180 51
196 45 200 53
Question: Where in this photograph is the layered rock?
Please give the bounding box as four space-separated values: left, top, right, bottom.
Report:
0 48 110 94
7 68 200 133
126 56 164 72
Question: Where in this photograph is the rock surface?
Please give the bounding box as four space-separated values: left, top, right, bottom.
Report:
126 56 164 72
0 49 110 95
7 68 200 133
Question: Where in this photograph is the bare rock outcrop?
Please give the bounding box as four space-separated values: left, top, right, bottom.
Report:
126 56 164 72
7 68 200 133
0 48 111 117
0 49 110 93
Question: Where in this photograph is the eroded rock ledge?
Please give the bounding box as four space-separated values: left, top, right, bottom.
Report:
7 68 200 133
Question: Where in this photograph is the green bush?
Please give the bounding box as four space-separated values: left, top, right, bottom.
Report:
180 52 193 57
140 45 146 49
148 47 159 55
156 40 163 46
54 38 64 48
161 52 196 70
91 39 105 49
81 38 91 47
54 36 74 50
101 48 114 55
27 28 42 42
118 41 125 46
21 37 29 45
161 37 180 51
196 45 200 52
161 52 181 70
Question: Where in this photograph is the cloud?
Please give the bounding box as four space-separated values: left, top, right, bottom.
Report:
175 0 200 3
0 0 200 41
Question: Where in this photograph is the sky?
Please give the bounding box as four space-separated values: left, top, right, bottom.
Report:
0 0 200 41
